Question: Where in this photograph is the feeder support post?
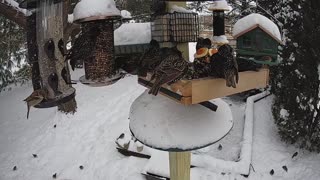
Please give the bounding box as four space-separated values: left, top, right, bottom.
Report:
165 1 190 62
169 151 191 180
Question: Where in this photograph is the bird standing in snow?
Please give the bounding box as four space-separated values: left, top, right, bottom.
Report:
210 44 239 88
24 88 48 119
149 48 188 95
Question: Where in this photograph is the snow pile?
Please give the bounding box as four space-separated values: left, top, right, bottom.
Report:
68 14 74 23
208 0 230 11
233 13 282 43
114 23 151 45
121 10 132 19
4 0 31 16
73 0 120 21
170 5 193 13
212 35 229 44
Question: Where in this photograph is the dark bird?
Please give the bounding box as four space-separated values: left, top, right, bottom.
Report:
292 152 298 159
139 40 163 77
210 44 239 88
48 73 61 95
44 39 56 61
270 169 274 176
218 144 223 151
79 165 84 170
61 67 70 85
24 89 48 119
13 166 17 171
52 173 57 179
53 124 57 128
58 39 65 56
196 37 212 51
149 48 188 96
32 154 38 158
282 165 288 172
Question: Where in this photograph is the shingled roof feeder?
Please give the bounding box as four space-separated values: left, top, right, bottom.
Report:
73 0 122 87
208 0 230 45
19 0 76 108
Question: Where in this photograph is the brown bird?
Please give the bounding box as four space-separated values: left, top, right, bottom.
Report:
149 48 188 96
23 89 48 119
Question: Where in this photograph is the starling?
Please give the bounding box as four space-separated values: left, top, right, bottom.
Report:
61 67 70 85
210 44 239 88
218 144 223 150
48 73 61 95
24 89 48 119
79 165 84 170
13 166 17 171
44 39 56 61
196 37 212 50
270 169 274 176
52 173 57 179
32 154 38 158
292 152 298 159
139 40 162 77
53 124 57 128
282 165 288 172
58 39 65 56
149 48 188 96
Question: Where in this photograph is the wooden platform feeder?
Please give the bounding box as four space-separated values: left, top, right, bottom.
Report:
139 68 269 105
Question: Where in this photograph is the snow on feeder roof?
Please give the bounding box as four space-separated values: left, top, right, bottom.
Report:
73 0 121 23
233 13 282 44
114 23 151 46
208 0 230 11
170 5 193 13
121 10 132 19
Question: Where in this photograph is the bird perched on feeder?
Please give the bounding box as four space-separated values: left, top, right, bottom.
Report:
210 44 239 88
44 39 56 61
24 88 48 119
149 48 188 96
139 40 163 77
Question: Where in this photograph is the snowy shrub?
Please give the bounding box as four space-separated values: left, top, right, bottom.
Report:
270 0 320 152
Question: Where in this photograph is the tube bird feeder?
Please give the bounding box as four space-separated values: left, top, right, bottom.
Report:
72 0 122 87
20 0 76 108
208 0 230 45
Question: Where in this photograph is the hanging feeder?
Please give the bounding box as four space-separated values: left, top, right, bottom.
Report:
208 0 230 45
21 0 76 109
233 13 282 67
72 0 123 87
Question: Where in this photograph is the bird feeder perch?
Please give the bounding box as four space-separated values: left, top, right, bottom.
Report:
72 0 123 86
21 0 76 108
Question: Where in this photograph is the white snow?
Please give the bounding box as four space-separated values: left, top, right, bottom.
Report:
73 0 120 21
280 108 289 120
68 14 74 23
3 0 31 16
212 35 229 44
170 5 193 13
114 23 151 45
208 0 230 11
121 10 132 19
129 91 233 151
233 13 282 43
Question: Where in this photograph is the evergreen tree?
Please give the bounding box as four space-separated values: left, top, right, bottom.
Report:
0 15 27 91
271 0 320 151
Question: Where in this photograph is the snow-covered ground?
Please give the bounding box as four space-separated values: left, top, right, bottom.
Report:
0 69 320 180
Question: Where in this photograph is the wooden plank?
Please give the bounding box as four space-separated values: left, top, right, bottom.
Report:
169 151 191 180
191 68 269 104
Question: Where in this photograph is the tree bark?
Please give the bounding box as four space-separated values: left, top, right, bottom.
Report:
0 1 27 29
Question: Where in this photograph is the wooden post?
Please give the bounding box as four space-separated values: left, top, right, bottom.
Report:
169 151 191 180
165 1 190 62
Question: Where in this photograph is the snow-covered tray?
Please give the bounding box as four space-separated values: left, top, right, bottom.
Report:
138 68 269 105
129 91 233 152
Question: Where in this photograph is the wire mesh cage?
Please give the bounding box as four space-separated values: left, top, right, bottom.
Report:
151 12 199 43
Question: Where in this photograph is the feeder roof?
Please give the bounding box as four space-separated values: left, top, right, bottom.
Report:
208 0 230 11
73 0 120 22
233 13 282 44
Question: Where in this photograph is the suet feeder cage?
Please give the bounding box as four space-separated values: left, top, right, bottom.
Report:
22 0 76 108
151 12 199 43
73 0 123 86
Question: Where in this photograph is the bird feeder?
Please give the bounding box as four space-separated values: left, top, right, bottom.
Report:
233 13 282 66
72 0 122 86
20 0 76 108
208 0 230 45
